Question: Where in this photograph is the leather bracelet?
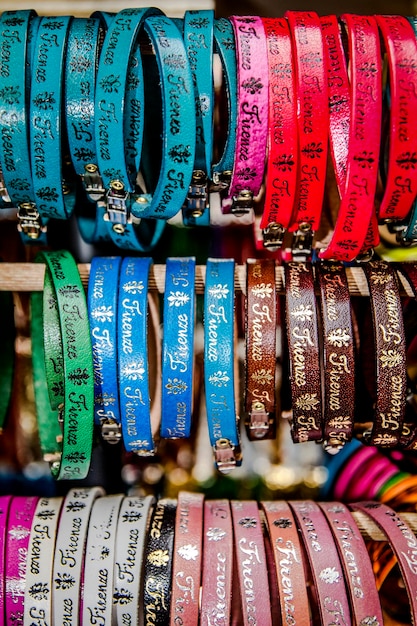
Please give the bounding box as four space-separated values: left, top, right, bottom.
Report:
52 487 104 626
5 496 38 623
113 494 154 626
284 261 323 442
143 498 177 626
320 501 384 625
231 500 272 626
319 15 382 262
23 496 63 626
82 494 124 625
316 262 355 451
170 491 204 626
285 11 328 254
0 495 12 625
377 15 417 223
261 500 310 626
30 16 76 223
200 499 233 626
245 258 277 440
223 16 268 216
361 260 407 447
0 289 14 433
204 258 242 472
333 445 379 500
259 18 298 251
118 256 157 455
290 500 351 626
88 256 122 444
37 250 95 480
161 257 196 439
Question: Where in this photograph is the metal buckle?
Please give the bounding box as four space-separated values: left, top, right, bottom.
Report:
101 420 122 445
291 222 313 260
184 169 208 218
104 180 130 233
231 189 253 215
83 163 106 202
213 438 238 474
211 169 232 193
247 401 270 439
0 166 10 203
17 202 46 240
262 222 285 250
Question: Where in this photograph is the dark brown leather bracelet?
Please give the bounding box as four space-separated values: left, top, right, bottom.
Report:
245 258 277 440
362 260 407 447
316 262 355 452
284 261 323 442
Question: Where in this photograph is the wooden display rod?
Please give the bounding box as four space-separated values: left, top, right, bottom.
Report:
352 510 417 541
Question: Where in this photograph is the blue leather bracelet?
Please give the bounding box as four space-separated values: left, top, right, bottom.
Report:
117 256 156 455
204 258 242 473
160 257 196 438
88 256 122 444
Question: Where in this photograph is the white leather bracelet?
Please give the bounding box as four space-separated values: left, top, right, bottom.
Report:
113 495 155 626
82 494 124 626
23 496 63 626
52 486 104 626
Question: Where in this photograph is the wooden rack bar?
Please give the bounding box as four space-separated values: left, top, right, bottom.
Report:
353 511 417 541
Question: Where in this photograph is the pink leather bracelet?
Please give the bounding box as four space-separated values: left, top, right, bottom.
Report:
231 500 272 626
0 495 12 626
5 496 39 624
224 16 268 216
344 454 398 501
333 445 379 500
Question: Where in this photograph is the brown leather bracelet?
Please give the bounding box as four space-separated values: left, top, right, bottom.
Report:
261 500 310 626
361 260 407 447
230 500 272 626
316 262 355 452
284 261 323 442
245 258 277 440
290 500 351 626
319 501 384 625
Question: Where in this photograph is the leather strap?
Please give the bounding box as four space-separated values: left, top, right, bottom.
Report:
261 500 310 626
204 258 242 472
113 494 154 626
231 500 272 626
223 16 268 216
161 257 196 439
5 496 38 623
290 500 351 626
245 258 276 440
286 11 328 252
52 487 104 626
143 498 177 626
0 495 12 626
200 499 233 626
284 261 323 442
82 494 124 625
317 262 355 451
362 260 407 447
170 491 205 626
88 256 122 443
23 496 63 626
259 17 298 251
333 444 379 501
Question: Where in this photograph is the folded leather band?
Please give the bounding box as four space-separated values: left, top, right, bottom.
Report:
284 261 323 442
231 500 273 626
204 258 242 472
143 498 177 626
113 495 155 626
259 17 297 251
290 500 351 626
245 258 277 440
362 260 407 447
261 500 310 626
5 496 38 622
200 499 233 626
170 491 205 626
0 495 12 624
23 496 63 626
223 16 268 216
88 256 122 443
161 257 196 439
82 494 124 625
320 501 385 625
52 486 104 626
317 262 355 450
319 15 382 262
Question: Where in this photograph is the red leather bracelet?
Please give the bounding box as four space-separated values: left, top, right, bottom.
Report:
259 17 298 250
286 11 329 255
320 15 382 262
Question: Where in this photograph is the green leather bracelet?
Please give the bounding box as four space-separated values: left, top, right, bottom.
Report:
36 250 94 480
0 288 14 433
